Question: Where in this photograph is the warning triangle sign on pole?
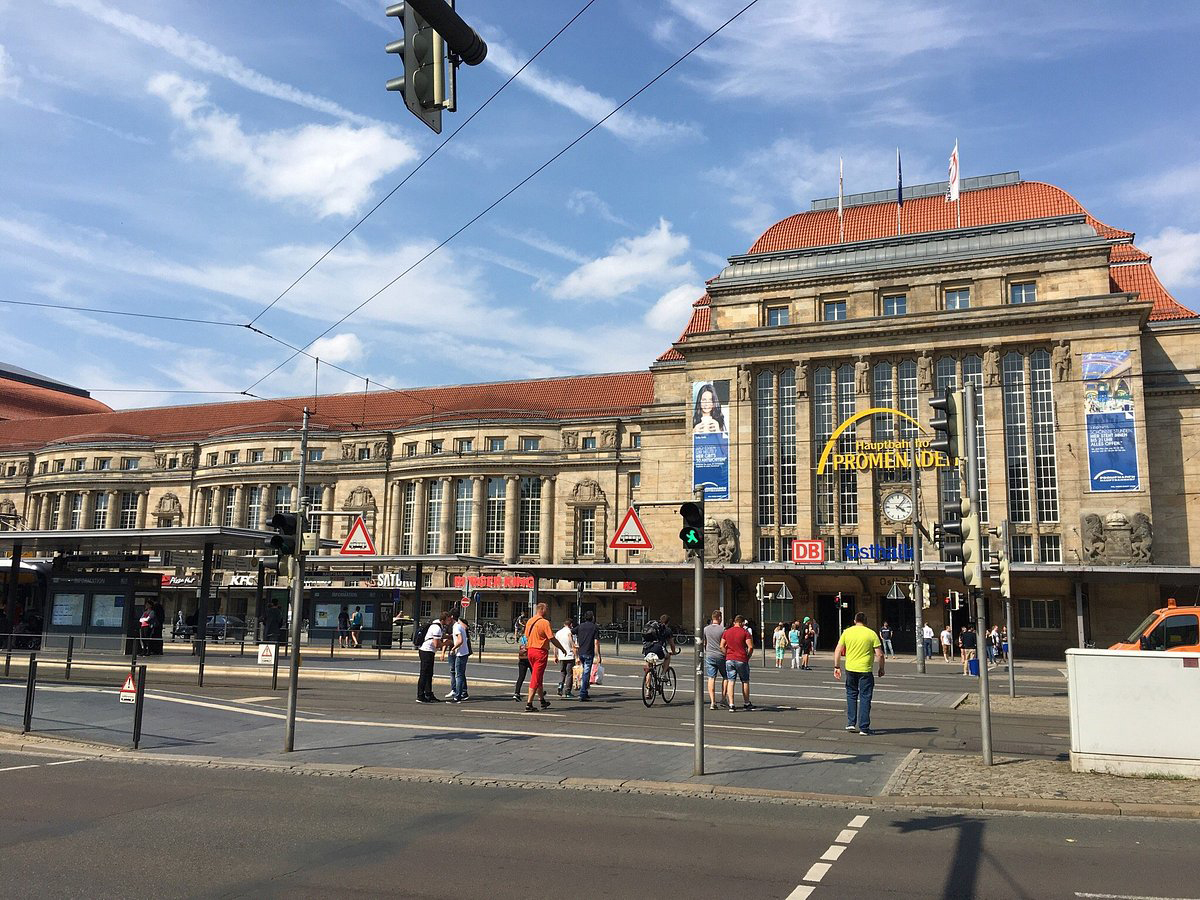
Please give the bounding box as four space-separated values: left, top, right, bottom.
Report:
339 515 377 555
608 508 653 550
119 673 136 703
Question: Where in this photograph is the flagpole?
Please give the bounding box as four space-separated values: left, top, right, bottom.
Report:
838 157 844 243
956 138 961 229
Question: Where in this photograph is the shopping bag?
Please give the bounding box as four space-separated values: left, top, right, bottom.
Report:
590 663 604 685
572 663 583 691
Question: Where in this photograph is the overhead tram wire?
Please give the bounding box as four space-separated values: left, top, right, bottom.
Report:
242 0 763 394
244 0 600 329
0 297 242 329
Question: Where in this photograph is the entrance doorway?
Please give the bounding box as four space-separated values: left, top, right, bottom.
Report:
816 592 855 649
882 594 916 653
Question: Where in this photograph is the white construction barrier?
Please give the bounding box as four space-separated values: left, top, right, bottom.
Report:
1068 648 1200 778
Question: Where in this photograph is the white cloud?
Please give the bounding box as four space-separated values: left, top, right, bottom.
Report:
0 44 21 96
504 229 588 264
552 219 697 301
645 283 703 333
1126 163 1200 205
1142 228 1200 288
484 39 699 144
566 189 631 228
332 0 392 32
310 333 366 366
147 73 415 218
56 0 380 125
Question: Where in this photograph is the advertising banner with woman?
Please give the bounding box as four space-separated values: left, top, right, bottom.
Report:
692 380 729 500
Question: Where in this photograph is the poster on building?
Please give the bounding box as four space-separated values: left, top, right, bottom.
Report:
1082 350 1140 492
691 380 730 501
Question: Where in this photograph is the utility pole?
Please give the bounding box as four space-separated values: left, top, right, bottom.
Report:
677 497 705 776
284 407 311 753
963 384 993 766
911 437 925 673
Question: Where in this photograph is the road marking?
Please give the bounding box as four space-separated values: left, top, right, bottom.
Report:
1075 894 1200 900
819 845 845 862
687 722 809 736
0 765 39 773
833 828 857 844
44 758 86 766
232 696 279 703
783 887 814 900
801 863 831 883
461 708 567 718
848 814 869 828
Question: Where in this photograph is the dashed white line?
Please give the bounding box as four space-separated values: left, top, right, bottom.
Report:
0 765 39 773
786 814 869 897
848 814 869 828
44 758 86 766
783 886 814 900
820 846 845 862
801 863 832 883
833 828 858 844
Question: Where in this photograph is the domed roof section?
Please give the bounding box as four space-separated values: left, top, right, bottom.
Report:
0 362 112 422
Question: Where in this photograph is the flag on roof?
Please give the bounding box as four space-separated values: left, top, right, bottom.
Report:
947 140 960 202
896 149 904 207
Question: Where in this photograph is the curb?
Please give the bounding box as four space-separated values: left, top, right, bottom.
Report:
2 730 1195 819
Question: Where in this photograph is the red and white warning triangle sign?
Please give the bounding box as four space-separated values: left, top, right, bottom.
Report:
119 673 136 703
609 507 653 550
339 515 377 555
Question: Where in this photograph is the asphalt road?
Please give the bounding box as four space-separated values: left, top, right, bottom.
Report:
0 748 1194 899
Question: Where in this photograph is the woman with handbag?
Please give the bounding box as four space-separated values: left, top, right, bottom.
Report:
512 614 531 701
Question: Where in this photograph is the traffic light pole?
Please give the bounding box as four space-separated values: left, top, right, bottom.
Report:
963 385 993 766
693 544 704 776
911 438 925 673
284 407 311 753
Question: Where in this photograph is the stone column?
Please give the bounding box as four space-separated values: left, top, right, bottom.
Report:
411 479 427 554
39 495 52 530
81 491 95 530
106 491 121 529
439 476 453 555
233 485 247 528
539 476 555 564
470 476 485 556
386 481 402 554
504 475 520 564
55 491 68 530
136 490 148 529
322 485 335 540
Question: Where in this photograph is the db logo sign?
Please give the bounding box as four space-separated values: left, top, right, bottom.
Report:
790 539 825 564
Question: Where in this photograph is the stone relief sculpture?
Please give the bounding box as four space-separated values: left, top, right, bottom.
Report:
182 452 195 468
156 493 182 516
343 486 376 510
1081 514 1106 561
1080 511 1152 565
373 440 392 460
737 367 751 402
562 431 578 450
155 454 168 469
855 357 870 395
917 353 933 392
1052 341 1071 383
571 478 605 504
983 347 1000 386
601 429 617 449
713 518 741 563
796 361 808 397
341 444 356 460
1130 513 1153 563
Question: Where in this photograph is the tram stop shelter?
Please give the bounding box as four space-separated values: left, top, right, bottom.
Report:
0 527 295 653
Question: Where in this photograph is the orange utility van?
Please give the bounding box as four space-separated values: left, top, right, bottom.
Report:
1109 598 1200 653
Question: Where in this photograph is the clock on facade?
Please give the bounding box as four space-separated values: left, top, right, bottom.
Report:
882 490 913 523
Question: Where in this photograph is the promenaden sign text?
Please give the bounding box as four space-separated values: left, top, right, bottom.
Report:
815 407 955 474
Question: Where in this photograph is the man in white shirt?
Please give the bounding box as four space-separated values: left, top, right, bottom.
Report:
444 611 472 702
922 623 935 660
417 612 450 703
940 625 953 662
555 618 577 698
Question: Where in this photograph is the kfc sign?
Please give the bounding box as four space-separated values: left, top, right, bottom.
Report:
790 539 826 564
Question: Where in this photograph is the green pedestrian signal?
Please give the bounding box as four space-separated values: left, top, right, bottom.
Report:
678 502 704 551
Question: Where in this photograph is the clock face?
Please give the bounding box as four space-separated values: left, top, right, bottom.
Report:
882 490 913 523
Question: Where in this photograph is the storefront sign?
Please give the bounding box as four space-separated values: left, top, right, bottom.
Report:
692 380 730 501
815 408 952 474
843 543 914 562
453 575 535 590
369 572 415 589
228 574 257 587
790 539 826 564
1083 350 1140 492
160 574 199 588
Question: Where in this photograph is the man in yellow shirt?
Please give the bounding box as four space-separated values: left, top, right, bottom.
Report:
833 612 885 735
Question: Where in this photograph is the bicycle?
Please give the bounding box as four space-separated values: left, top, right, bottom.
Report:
641 654 677 707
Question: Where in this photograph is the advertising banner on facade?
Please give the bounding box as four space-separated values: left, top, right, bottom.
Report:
692 380 730 501
1082 350 1140 492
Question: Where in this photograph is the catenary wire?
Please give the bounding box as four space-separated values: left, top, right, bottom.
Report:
0 297 241 328
244 0 600 329
242 0 763 393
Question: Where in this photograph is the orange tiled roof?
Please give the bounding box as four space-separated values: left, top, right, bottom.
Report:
0 375 112 422
657 294 711 363
0 372 654 451
1109 263 1193 322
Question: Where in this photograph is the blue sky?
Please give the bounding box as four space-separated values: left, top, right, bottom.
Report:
2 0 1199 409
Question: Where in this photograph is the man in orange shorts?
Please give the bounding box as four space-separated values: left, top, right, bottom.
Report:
524 602 567 712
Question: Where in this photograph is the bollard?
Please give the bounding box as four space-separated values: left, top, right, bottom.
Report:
272 642 281 691
330 633 336 659
615 634 620 657
377 632 382 660
66 636 74 681
22 653 37 734
132 664 147 750
197 639 207 687
479 632 485 662
240 634 246 657
5 645 11 677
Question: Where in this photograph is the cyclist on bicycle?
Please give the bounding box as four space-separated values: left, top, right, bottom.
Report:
641 615 676 679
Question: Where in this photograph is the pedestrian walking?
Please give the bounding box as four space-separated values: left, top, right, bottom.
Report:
523 602 566 712
444 611 471 702
960 625 978 674
801 618 816 670
788 620 802 669
701 610 727 709
350 605 364 649
940 625 953 662
337 605 350 649
833 611 885 735
880 621 895 658
922 623 935 660
720 615 754 711
574 610 601 701
773 622 788 668
261 598 284 644
999 625 1009 662
556 617 576 697
986 625 1000 667
512 617 532 701
0 602 10 651
416 611 450 703
138 600 157 655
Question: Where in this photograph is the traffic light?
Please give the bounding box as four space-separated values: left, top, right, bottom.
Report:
928 387 965 462
921 582 931 609
987 520 1012 598
267 512 298 558
385 2 445 133
836 591 849 609
679 502 704 551
943 495 983 589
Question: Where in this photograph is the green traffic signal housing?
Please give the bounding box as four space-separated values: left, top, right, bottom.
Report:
679 501 704 551
988 520 1012 598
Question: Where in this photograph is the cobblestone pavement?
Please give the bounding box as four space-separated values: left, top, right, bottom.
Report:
958 692 1068 715
887 750 1200 804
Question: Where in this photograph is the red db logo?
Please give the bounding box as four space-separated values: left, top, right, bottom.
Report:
790 539 826 564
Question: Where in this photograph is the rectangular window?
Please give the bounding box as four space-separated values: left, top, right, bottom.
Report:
758 536 776 562
38 461 47 474
358 446 371 461
308 448 322 462
428 440 443 455
222 488 236 527
275 449 293 462
961 355 990 522
823 299 847 321
1002 352 1031 524
945 287 971 310
456 438 473 454
425 479 443 554
1011 534 1033 563
92 493 109 529
400 482 415 555
837 364 857 527
454 478 472 554
1010 282 1037 304
69 493 84 529
246 486 262 530
96 458 111 471
485 478 506 556
1039 534 1061 563
767 306 790 326
779 367 797 528
249 450 264 463
418 599 433 619
755 370 775 527
813 367 834 527
73 458 86 471
519 476 541 557
883 294 907 316
167 457 178 469
629 472 641 492
206 453 218 467
54 459 65 472
1018 597 1061 631
479 600 499 620
120 458 139 471
839 535 858 561
488 437 505 452
273 485 292 515
1030 349 1059 524
49 493 62 529
118 492 138 528
582 436 597 451
224 451 239 465
304 485 322 533
631 433 641 449
579 507 596 556
404 442 417 457
520 437 540 452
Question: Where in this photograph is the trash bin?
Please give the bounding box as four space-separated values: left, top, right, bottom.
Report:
968 657 980 676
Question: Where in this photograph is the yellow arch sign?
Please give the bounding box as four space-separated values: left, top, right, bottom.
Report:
815 407 925 474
